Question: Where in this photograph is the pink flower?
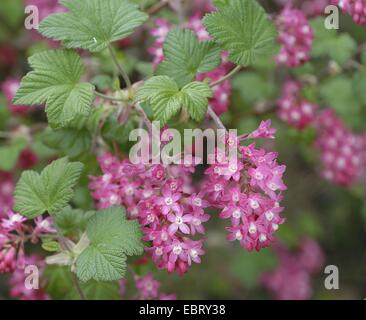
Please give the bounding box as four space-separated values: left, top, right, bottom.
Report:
1 78 29 115
167 212 191 235
136 273 161 300
1 211 26 232
315 108 365 186
155 187 182 215
277 80 318 129
276 7 314 67
333 0 366 25
248 120 276 139
186 211 210 235
34 216 57 235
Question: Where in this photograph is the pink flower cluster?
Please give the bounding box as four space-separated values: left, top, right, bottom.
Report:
276 7 314 68
277 80 318 130
262 239 324 300
203 121 287 251
275 0 330 17
315 108 366 186
0 211 56 274
134 273 176 300
0 171 14 218
1 78 29 115
333 0 366 25
148 14 232 115
90 152 208 274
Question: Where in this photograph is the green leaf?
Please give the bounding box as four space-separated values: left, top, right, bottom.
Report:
311 18 357 65
135 76 182 125
319 75 362 129
44 266 120 299
39 0 148 52
135 76 212 125
54 206 95 235
156 28 221 87
181 81 213 121
76 206 144 282
41 127 92 159
72 280 121 300
13 50 95 128
14 158 84 218
0 138 27 171
203 0 277 66
42 239 61 252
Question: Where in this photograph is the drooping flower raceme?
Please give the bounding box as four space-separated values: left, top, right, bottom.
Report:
203 121 287 252
262 239 324 300
276 7 314 67
90 152 208 275
333 0 366 25
315 108 365 186
277 80 318 129
0 171 14 218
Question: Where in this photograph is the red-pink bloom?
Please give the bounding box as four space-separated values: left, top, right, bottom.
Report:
276 7 314 67
333 0 366 24
136 273 161 299
262 239 324 300
315 108 365 186
277 80 318 129
1 78 29 115
204 122 287 252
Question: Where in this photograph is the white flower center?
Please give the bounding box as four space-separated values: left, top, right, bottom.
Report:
272 223 279 231
249 223 257 234
175 216 183 225
259 234 267 242
193 198 202 206
235 231 243 241
155 247 163 256
265 211 274 221
255 172 263 180
250 199 259 209
173 245 182 255
165 197 173 205
190 249 198 258
193 218 201 226
232 209 241 219
214 184 222 192
268 183 278 191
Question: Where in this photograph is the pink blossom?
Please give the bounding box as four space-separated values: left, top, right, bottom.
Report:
276 7 314 67
136 273 161 300
1 78 29 115
277 80 318 129
333 0 366 25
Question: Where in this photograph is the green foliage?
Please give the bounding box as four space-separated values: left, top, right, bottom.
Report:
319 75 362 129
203 0 277 66
230 250 277 289
54 206 95 236
232 72 276 105
135 76 212 125
76 206 144 282
311 17 357 65
41 127 92 159
13 50 95 128
0 138 27 171
14 157 83 218
157 28 221 87
39 0 148 52
44 266 120 300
